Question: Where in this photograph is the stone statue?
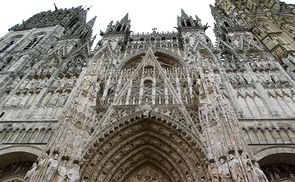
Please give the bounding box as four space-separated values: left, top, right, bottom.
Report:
183 32 196 47
218 157 232 182
106 20 114 32
208 162 219 182
228 154 244 182
56 161 68 182
81 76 92 94
24 162 38 182
45 154 59 181
37 154 48 167
57 93 68 107
67 164 80 182
253 162 269 182
241 152 254 181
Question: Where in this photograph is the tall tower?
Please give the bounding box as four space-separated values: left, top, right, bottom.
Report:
213 0 295 77
0 6 95 180
211 1 295 180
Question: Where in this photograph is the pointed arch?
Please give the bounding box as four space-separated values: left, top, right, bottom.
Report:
195 41 220 62
82 113 207 182
244 48 272 61
119 48 186 69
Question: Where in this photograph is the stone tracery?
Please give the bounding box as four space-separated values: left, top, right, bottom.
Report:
0 1 294 181
82 118 207 182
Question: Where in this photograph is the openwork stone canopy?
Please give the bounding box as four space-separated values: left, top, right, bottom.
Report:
0 0 294 181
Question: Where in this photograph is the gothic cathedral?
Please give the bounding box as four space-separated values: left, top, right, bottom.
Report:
0 0 294 181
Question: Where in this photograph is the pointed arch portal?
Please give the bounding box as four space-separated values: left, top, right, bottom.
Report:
81 117 207 182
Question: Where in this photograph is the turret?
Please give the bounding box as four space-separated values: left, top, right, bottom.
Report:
177 9 213 50
177 9 208 30
102 13 131 35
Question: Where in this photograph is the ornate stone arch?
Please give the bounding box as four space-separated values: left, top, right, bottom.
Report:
195 41 220 63
244 49 273 60
59 54 87 78
119 48 186 70
0 146 40 181
255 146 295 181
255 146 295 161
81 111 207 182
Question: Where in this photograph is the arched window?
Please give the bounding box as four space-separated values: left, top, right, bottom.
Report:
0 40 15 53
143 79 153 97
0 56 13 71
23 32 46 50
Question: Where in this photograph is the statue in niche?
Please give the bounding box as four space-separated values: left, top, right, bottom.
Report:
48 92 60 106
19 80 28 90
67 164 80 182
57 93 68 107
24 162 38 182
208 162 219 182
218 157 232 182
241 152 254 180
228 153 244 182
37 154 48 169
253 162 269 182
56 161 68 182
19 93 30 107
31 79 39 90
183 32 196 48
106 20 114 32
37 77 48 89
13 93 23 107
45 154 59 182
81 76 93 94
41 92 52 107
52 79 60 89
5 94 17 107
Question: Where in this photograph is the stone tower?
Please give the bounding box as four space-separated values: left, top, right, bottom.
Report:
0 1 295 182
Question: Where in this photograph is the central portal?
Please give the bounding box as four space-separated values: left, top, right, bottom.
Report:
126 165 170 182
81 117 206 182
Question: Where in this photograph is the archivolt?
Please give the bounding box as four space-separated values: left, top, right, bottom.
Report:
81 117 207 182
119 48 186 69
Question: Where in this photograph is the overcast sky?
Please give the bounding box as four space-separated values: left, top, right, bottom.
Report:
0 0 294 44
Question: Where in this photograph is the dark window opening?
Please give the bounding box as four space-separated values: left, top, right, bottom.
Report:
0 112 4 118
224 21 230 27
23 37 38 50
186 20 192 26
0 40 15 53
116 25 122 32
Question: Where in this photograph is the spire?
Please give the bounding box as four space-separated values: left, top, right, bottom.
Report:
87 16 97 29
177 9 206 30
120 13 129 23
103 13 131 35
181 9 188 18
54 3 58 11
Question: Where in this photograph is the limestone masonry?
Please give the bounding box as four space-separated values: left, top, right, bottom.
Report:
0 0 294 181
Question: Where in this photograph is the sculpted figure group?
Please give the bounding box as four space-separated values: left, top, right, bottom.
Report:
24 153 80 182
208 152 269 182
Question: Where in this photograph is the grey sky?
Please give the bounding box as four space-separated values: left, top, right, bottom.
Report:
0 0 294 44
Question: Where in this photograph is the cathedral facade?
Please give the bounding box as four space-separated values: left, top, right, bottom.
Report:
0 0 294 181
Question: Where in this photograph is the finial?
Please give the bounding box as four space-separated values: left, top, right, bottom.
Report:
181 9 188 17
152 27 157 33
121 13 129 22
54 3 58 11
